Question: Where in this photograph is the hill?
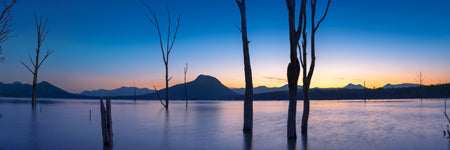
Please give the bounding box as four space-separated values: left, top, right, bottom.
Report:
134 74 238 100
0 81 87 98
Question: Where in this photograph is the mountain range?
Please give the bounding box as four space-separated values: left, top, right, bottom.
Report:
81 86 154 97
0 75 446 100
231 84 302 94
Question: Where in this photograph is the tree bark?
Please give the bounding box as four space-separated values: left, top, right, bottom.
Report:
236 0 254 133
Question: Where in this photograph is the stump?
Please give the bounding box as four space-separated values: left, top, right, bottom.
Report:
100 97 113 148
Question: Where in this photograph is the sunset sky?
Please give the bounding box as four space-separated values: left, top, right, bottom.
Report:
1 0 449 93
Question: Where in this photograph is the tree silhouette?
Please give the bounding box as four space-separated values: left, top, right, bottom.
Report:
285 0 306 139
235 0 254 133
285 0 330 139
184 63 188 108
300 0 330 135
20 13 54 108
0 0 16 62
143 2 180 109
416 72 424 101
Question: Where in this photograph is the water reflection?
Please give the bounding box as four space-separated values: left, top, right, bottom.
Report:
287 138 296 150
301 132 308 150
0 99 449 149
243 132 252 150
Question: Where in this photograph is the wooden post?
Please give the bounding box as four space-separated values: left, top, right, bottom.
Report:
100 97 113 148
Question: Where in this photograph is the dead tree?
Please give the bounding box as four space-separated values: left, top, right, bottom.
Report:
235 0 254 133
416 72 424 100
0 0 16 62
100 97 113 148
285 0 330 138
285 0 306 139
300 0 330 135
184 63 188 108
133 82 137 102
20 13 54 108
143 2 180 109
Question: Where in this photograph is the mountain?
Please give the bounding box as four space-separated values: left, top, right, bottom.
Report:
232 84 301 94
136 74 238 100
343 83 366 89
81 86 154 97
382 83 420 88
0 81 87 98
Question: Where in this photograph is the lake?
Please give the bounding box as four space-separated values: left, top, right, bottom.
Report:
0 98 449 150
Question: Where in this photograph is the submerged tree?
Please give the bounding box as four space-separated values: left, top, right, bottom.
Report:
0 0 17 62
285 0 330 139
235 0 254 133
143 2 180 109
184 63 188 108
416 72 424 101
300 0 330 135
21 13 54 108
100 97 113 148
285 0 305 139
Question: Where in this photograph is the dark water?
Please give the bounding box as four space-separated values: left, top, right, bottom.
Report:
0 98 448 150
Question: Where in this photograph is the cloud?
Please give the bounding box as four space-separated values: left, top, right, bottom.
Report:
264 76 287 82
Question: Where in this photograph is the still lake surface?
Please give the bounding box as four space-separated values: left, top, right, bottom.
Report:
0 98 449 150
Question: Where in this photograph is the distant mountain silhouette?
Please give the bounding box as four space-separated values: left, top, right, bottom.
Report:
253 83 450 100
343 83 366 89
232 84 302 94
81 86 154 97
2 79 448 100
135 74 238 100
382 83 420 88
0 81 87 98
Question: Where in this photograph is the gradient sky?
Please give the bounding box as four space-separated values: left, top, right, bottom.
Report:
1 0 449 93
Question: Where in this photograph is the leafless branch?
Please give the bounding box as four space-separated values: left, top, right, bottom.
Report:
20 61 35 74
37 49 54 69
234 24 242 33
153 85 166 107
313 0 331 32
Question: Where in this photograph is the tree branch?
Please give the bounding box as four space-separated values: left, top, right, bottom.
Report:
20 61 34 74
314 0 331 32
37 49 54 69
153 85 166 107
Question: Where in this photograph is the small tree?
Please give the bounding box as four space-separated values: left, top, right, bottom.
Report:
142 2 180 109
20 13 54 108
184 63 188 108
235 0 254 133
0 0 16 62
416 72 424 100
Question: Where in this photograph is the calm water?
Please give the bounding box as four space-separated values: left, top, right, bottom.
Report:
0 98 449 150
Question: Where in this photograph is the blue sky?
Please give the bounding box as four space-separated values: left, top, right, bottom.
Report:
1 0 449 93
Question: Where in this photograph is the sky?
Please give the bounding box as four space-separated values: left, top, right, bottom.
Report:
0 0 449 93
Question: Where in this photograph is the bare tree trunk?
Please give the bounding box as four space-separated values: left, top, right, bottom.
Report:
235 0 254 133
286 0 302 139
165 64 169 109
301 81 310 134
184 63 188 108
31 72 37 107
100 97 113 148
